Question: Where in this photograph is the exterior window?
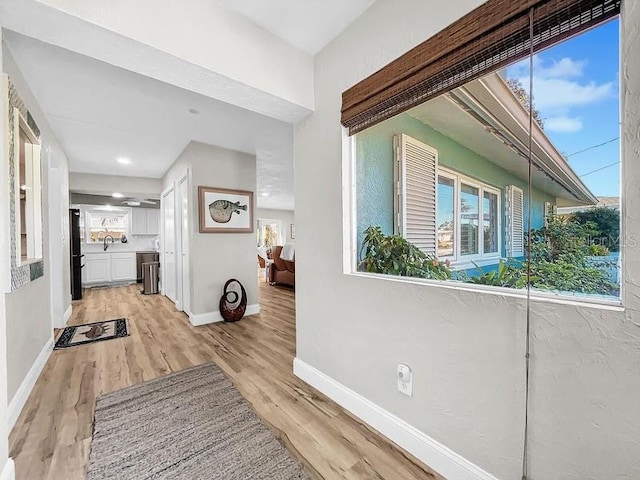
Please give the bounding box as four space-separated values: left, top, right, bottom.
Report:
460 183 479 256
434 168 501 264
483 191 499 254
437 176 455 257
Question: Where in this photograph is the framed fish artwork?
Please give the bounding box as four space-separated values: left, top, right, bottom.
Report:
198 186 254 233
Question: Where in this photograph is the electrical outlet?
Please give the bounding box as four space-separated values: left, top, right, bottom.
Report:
397 364 413 397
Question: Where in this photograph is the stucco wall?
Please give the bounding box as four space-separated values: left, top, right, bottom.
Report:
355 112 554 256
294 1 640 479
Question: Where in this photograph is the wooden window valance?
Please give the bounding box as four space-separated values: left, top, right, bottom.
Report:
341 0 621 135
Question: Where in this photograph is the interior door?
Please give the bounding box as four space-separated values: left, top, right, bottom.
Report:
178 174 190 314
162 187 177 302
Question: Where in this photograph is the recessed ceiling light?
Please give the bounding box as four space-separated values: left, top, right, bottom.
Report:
117 157 131 165
112 192 124 198
261 192 270 197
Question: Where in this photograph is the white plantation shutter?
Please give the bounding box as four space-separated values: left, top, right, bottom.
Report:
506 185 524 257
394 134 438 255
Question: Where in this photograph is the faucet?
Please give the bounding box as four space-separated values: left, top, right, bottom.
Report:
103 235 114 251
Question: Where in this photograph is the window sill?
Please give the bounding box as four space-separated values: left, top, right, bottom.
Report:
347 271 624 311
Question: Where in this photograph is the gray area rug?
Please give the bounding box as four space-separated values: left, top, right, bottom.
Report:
86 363 309 480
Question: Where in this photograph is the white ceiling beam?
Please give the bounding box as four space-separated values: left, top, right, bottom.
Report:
0 0 314 123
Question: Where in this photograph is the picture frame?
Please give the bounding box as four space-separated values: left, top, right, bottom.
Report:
198 186 254 233
290 224 296 239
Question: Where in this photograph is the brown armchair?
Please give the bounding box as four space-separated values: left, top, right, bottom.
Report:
268 246 295 287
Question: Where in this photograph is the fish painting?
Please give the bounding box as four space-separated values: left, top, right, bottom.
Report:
209 199 247 223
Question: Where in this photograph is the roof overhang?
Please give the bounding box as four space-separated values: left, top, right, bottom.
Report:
408 73 598 207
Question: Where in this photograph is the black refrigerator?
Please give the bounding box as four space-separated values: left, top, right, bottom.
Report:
70 209 84 300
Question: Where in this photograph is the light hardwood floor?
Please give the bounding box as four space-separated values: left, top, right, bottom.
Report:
9 279 443 480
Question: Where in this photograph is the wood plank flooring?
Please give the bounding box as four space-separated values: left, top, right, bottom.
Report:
9 279 443 480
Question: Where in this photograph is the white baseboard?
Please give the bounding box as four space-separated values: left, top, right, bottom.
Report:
189 304 260 326
0 458 15 480
8 338 53 431
293 358 499 480
63 304 72 324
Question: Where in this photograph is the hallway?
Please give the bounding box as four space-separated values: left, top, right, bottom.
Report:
9 283 440 480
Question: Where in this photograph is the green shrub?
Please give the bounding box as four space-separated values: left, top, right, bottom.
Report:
588 244 611 256
572 207 620 251
528 260 615 294
465 260 528 288
526 216 616 295
359 226 451 280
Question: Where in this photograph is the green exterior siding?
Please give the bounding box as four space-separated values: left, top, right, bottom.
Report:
356 112 555 260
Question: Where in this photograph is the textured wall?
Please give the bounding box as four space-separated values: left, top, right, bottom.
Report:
294 1 640 479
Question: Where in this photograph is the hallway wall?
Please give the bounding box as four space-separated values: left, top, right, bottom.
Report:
2 43 70 406
163 141 258 319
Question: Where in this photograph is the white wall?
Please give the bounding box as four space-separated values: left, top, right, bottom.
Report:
163 141 258 317
69 172 161 198
2 43 71 406
0 30 12 479
256 208 295 244
294 1 640 480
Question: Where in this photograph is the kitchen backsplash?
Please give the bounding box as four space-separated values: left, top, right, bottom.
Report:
81 234 158 253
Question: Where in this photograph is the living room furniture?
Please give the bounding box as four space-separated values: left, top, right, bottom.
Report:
268 246 295 287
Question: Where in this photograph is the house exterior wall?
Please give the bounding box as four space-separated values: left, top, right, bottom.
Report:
356 112 554 258
294 1 640 479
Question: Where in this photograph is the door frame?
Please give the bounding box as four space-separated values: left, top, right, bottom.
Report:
176 170 191 316
160 184 176 302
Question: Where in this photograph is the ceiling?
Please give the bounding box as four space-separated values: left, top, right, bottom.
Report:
3 3 378 211
5 32 295 210
213 0 376 55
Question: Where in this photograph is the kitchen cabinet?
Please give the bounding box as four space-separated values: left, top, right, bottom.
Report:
111 253 136 281
83 252 136 285
131 208 160 235
84 253 111 284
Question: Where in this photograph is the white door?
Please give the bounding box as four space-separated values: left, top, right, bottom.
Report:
162 187 177 302
178 174 190 314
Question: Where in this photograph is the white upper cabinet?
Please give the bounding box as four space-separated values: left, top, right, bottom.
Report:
131 208 160 235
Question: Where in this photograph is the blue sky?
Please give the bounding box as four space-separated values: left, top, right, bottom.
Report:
507 18 620 197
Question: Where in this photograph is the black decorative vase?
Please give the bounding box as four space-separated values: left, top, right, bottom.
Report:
219 279 247 322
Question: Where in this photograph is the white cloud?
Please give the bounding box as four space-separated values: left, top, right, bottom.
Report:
545 116 584 133
526 77 615 109
508 55 614 110
536 57 586 79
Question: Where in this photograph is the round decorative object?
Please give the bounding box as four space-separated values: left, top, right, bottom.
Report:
219 279 247 322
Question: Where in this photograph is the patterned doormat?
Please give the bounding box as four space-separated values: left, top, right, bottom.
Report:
54 319 129 350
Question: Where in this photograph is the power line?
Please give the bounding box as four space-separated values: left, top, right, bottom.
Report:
566 137 619 158
579 160 620 177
